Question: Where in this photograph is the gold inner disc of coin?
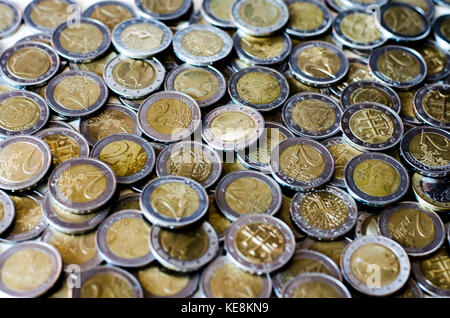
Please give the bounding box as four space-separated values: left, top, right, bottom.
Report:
288 2 323 31
292 281 341 298
393 0 429 13
210 0 235 22
137 266 189 296
57 164 107 203
237 72 281 105
210 111 256 143
208 196 231 235
174 68 219 102
279 144 325 181
341 13 381 43
31 0 74 29
142 0 183 14
81 273 134 298
327 143 362 181
159 227 209 260
54 76 100 110
383 6 424 35
150 182 200 218
0 202 4 222
419 45 447 76
59 23 103 54
353 159 401 197
78 52 117 77
377 50 420 82
420 248 450 290
0 4 14 31
297 47 341 79
0 97 41 131
90 4 133 31
308 241 346 266
361 214 379 236
0 142 43 183
441 18 450 39
398 90 418 119
9 196 43 235
248 128 286 164
335 62 372 92
349 87 394 109
241 35 284 59
44 134 81 167
121 23 164 50
234 222 285 264
8 48 51 79
292 99 336 132
48 230 97 265
278 195 299 235
181 30 224 57
239 0 281 27
280 258 332 286
147 98 192 135
113 59 157 90
87 109 135 142
409 132 450 167
288 76 322 95
349 109 395 144
422 90 450 124
51 200 97 223
166 147 213 182
99 140 147 177
225 177 273 215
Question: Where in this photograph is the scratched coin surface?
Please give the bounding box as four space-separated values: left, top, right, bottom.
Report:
135 0 192 21
413 84 450 130
285 0 332 38
24 0 76 33
83 1 136 31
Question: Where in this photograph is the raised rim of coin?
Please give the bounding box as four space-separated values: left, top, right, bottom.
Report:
378 202 445 257
135 0 192 21
45 70 109 118
91 133 156 184
368 45 427 90
201 0 235 28
412 173 450 213
325 0 348 12
164 63 226 108
155 140 222 189
285 0 333 38
111 18 172 59
202 104 265 152
47 120 76 130
413 84 450 130
341 235 410 296
281 272 351 298
433 14 450 52
0 0 22 38
422 41 450 82
0 241 62 298
231 0 289 36
113 192 140 212
51 17 111 63
137 91 201 143
200 255 272 298
173 24 233 66
340 0 388 10
341 102 404 151
83 1 137 25
149 221 219 272
401 0 435 21
16 32 52 45
343 152 410 206
96 210 154 268
289 41 349 87
400 126 450 177
42 192 109 235
0 135 52 191
224 214 296 275
23 0 76 33
328 58 370 97
228 66 289 111
0 190 14 236
118 96 145 111
214 170 282 222
71 265 143 298
355 211 380 238
0 90 49 137
48 157 117 213
270 137 334 192
282 92 342 139
0 42 60 87
140 175 209 229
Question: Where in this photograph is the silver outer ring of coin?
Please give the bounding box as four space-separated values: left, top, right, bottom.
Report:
413 84 450 130
135 0 192 21
341 102 404 151
80 103 140 146
96 210 154 268
412 173 450 213
200 256 272 298
51 18 111 63
23 0 76 33
343 152 410 206
328 58 370 97
0 241 62 298
41 227 103 271
355 211 380 238
433 14 450 52
42 192 109 235
0 42 60 87
214 170 282 222
111 18 172 59
0 135 52 191
164 63 226 108
137 91 201 143
118 96 145 111
285 0 333 38
378 202 446 257
231 0 289 36
396 278 424 298
289 41 349 87
341 235 410 296
281 272 351 298
0 1 21 38
91 133 156 184
401 0 435 21
155 140 222 189
140 175 209 229
332 9 387 51
282 92 342 139
236 121 295 173
296 237 352 263
231 56 288 73
378 3 431 42
340 0 388 10
104 55 165 99
291 186 358 240
325 0 349 12
272 249 342 298
340 80 401 114
48 157 117 213
412 248 450 297
270 137 334 192
228 66 290 111
45 70 109 118
422 41 450 82
72 265 143 298
173 24 233 66
233 31 292 66
149 221 219 272
0 190 14 236
0 90 49 137
202 104 265 151
47 120 76 130
83 1 137 24
400 126 450 177
224 214 296 275
113 192 140 212
368 45 427 90
201 0 235 28
15 33 52 46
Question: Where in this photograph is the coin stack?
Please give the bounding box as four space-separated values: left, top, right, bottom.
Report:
0 0 448 299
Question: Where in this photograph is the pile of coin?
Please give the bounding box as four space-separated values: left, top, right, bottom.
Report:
0 0 448 299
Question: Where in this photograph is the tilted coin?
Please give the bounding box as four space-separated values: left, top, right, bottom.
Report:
281 273 351 298
230 56 288 73
397 88 421 124
111 18 173 59
16 33 52 47
284 70 324 96
118 96 145 111
200 256 272 298
378 202 445 257
297 237 352 268
392 0 435 21
433 0 450 6
83 0 136 31
413 84 450 130
417 41 450 82
173 24 233 66
393 278 425 298
355 212 380 238
432 14 450 52
113 192 141 212
225 214 296 274
140 175 209 229
400 126 449 178
149 221 219 272
24 0 76 33
0 1 21 39
0 190 14 236
70 51 117 77
340 0 388 10
189 10 211 26
206 193 231 241
329 58 374 98
285 0 332 39
0 241 62 298
201 0 236 28
412 173 449 213
47 120 76 130
276 195 304 240
135 0 192 21
165 64 226 108
51 18 111 63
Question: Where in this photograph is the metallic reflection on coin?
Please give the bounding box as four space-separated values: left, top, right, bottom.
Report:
418 41 450 82
285 0 332 39
432 14 450 52
281 273 351 298
24 0 77 33
201 0 236 28
83 1 136 31
135 0 192 21
413 84 450 130
412 173 450 213
0 1 21 39
0 190 14 236
355 212 380 238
